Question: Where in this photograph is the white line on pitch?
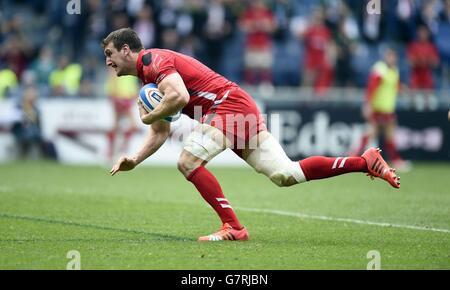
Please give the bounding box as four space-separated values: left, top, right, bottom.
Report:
236 207 450 234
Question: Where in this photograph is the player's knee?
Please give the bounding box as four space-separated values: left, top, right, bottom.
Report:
177 158 195 177
269 170 298 187
245 134 307 187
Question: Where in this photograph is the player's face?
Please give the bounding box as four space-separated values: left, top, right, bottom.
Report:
104 42 127 76
385 50 397 67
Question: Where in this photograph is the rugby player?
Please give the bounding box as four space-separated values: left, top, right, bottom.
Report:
351 48 410 170
102 28 400 242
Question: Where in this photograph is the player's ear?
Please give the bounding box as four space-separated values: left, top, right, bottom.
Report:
121 44 131 56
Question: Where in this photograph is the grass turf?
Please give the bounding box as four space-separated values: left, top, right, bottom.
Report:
0 161 449 269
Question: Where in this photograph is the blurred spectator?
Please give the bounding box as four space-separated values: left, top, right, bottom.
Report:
111 12 130 30
179 34 198 57
240 0 276 86
0 34 33 80
407 26 440 83
440 0 450 22
351 48 410 171
10 85 57 160
158 0 183 34
80 55 99 97
203 0 235 71
437 0 450 89
417 0 441 38
184 0 207 38
361 0 384 43
134 5 156 48
299 8 334 95
0 63 18 100
161 28 181 51
105 71 139 160
272 0 292 41
0 0 449 98
395 0 417 43
334 19 356 87
127 0 147 20
79 77 95 98
108 0 128 14
333 3 359 87
83 0 108 58
174 5 201 56
30 46 56 87
49 56 83 97
60 0 86 61
407 25 439 109
338 1 360 40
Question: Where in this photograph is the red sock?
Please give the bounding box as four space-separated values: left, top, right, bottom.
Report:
384 139 401 161
299 156 368 181
121 128 137 152
187 166 243 229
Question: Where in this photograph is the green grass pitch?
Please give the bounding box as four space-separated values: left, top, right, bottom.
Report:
0 161 449 269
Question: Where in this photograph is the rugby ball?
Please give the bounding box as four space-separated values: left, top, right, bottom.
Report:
139 83 181 122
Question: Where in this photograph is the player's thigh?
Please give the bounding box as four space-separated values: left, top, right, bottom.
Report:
241 130 271 161
367 119 379 138
382 120 397 140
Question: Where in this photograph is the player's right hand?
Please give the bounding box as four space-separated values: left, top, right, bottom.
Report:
110 156 137 176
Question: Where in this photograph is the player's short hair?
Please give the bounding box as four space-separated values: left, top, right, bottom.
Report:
101 28 144 52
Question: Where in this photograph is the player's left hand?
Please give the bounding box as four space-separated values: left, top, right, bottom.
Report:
110 156 137 176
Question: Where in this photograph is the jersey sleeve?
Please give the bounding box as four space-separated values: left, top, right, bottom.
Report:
365 73 382 103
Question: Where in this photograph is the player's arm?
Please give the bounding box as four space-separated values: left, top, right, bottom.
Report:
362 72 382 120
140 73 189 125
110 120 170 176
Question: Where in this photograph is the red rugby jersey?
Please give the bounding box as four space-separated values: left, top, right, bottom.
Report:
136 48 238 119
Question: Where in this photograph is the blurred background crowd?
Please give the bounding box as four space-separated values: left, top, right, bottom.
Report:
1 0 450 100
